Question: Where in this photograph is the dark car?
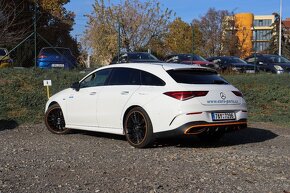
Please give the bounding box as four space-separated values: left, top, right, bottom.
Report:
244 54 290 74
207 56 258 73
37 47 77 69
164 54 217 69
110 52 162 64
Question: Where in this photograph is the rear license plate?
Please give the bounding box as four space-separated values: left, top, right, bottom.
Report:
212 112 236 121
52 64 64 68
246 70 255 73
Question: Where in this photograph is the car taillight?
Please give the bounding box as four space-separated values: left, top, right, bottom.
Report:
232 91 243 97
38 54 47 59
164 91 208 101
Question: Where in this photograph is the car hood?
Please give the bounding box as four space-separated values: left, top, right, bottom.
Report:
267 63 290 72
231 63 255 67
269 62 290 67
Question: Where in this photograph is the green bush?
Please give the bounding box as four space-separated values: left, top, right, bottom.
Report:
0 69 289 127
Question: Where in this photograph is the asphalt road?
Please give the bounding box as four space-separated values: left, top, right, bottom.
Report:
0 121 289 193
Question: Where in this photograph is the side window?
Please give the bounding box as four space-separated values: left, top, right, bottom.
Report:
166 58 174 63
80 69 111 88
246 57 255 64
120 55 128 63
141 71 165 86
108 68 140 85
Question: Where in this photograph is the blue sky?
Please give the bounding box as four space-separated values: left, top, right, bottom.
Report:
65 0 290 39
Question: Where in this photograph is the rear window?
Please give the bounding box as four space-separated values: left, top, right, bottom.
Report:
41 48 71 56
167 69 228 84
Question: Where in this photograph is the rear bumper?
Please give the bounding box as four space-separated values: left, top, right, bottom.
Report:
37 60 75 69
154 119 247 138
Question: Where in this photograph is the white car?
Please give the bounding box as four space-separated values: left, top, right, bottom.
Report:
44 63 247 148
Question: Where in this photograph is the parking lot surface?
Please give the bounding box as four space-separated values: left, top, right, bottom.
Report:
0 122 289 193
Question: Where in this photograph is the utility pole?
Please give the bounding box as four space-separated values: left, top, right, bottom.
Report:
191 23 195 55
34 0 37 67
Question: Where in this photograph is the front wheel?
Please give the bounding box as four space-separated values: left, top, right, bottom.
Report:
45 104 70 134
124 107 154 148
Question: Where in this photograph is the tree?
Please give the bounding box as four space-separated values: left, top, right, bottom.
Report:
1 0 79 67
83 0 173 65
0 0 30 47
221 15 242 57
193 8 230 58
267 13 290 58
164 18 193 54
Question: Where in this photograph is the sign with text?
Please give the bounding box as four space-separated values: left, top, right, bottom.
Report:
43 80 52 86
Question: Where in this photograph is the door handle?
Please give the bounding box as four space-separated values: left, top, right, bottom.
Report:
121 91 129 95
89 92 97 95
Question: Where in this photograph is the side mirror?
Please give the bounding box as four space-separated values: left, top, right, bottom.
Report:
71 82 80 91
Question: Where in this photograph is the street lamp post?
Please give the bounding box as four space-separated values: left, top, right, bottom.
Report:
117 21 121 63
252 26 258 72
279 0 282 56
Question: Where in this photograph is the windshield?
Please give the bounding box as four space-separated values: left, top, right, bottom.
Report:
128 53 159 61
179 54 207 61
264 55 290 63
0 49 7 56
225 57 247 64
167 69 228 84
41 48 72 56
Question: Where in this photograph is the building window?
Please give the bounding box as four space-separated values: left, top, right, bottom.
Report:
254 19 272 27
254 42 270 52
254 30 272 41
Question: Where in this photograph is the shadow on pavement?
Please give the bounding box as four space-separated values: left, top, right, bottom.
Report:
0 120 19 131
69 127 278 148
155 127 278 148
71 129 126 141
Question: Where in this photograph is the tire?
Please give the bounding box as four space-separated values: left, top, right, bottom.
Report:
124 107 154 148
45 104 70 134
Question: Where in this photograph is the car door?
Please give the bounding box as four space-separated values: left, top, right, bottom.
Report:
66 68 112 127
97 68 141 129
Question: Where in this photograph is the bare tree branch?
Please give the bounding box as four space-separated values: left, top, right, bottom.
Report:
0 0 31 47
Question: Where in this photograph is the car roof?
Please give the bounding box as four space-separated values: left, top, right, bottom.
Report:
167 53 199 57
209 56 239 59
103 62 212 71
41 47 70 50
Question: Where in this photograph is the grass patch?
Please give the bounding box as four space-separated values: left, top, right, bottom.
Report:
0 69 289 127
0 68 84 123
225 73 290 127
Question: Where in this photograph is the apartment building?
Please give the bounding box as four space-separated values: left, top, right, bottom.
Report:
253 15 275 52
224 13 275 57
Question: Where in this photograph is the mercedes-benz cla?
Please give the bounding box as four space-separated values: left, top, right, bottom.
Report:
45 63 247 148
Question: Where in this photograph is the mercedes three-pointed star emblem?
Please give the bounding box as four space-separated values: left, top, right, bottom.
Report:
220 92 226 100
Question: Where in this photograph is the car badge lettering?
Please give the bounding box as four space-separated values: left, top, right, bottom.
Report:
220 92 226 100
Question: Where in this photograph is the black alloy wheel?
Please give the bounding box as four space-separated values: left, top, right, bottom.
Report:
124 107 153 148
45 104 70 134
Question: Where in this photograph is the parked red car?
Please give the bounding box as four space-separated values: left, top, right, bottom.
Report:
164 54 218 69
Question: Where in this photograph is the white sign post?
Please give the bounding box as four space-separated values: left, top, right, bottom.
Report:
43 80 52 99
